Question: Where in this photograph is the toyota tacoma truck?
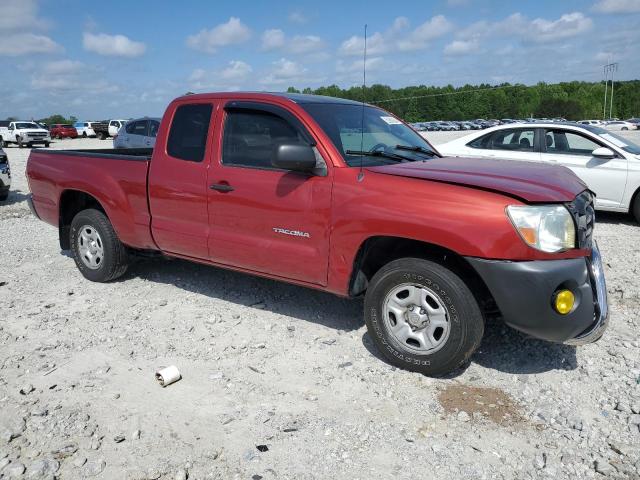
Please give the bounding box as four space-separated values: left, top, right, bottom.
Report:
0 121 51 148
25 92 609 376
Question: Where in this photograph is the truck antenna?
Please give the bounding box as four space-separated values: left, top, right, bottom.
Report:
358 24 367 182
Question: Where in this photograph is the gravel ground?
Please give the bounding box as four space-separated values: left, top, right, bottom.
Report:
1 133 640 480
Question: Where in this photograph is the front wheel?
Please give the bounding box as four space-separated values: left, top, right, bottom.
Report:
97 132 106 140
17 137 23 148
70 209 129 282
364 258 484 376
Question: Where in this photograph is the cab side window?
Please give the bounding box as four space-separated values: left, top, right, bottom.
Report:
132 121 148 136
222 110 305 169
167 104 213 162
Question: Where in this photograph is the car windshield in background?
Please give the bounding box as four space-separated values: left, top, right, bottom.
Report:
586 126 640 155
16 122 40 129
301 103 437 167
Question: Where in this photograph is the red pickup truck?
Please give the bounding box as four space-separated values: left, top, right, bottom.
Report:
26 92 609 376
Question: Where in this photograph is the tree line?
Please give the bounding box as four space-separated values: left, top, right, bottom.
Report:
287 80 640 122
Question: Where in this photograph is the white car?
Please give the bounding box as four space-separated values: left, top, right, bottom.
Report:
113 117 160 149
0 121 51 148
435 123 640 220
604 121 637 131
108 119 128 137
74 121 96 137
579 120 603 126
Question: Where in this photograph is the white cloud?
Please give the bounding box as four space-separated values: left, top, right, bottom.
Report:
0 33 61 56
260 58 308 85
459 12 592 44
529 12 593 43
186 17 251 54
444 39 479 55
42 59 84 75
288 11 308 24
261 30 326 54
83 32 146 57
339 16 452 56
262 29 286 51
337 56 385 74
593 0 640 13
0 0 47 32
189 60 253 91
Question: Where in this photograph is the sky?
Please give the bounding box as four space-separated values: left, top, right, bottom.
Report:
1 0 639 120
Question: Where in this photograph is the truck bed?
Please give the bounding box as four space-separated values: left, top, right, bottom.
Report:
27 147 156 250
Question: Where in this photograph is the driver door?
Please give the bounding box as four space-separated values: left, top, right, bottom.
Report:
207 102 332 285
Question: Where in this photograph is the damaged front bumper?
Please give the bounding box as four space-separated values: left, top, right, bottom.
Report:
465 241 609 345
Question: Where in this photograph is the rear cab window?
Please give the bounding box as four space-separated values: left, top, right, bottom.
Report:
167 103 213 162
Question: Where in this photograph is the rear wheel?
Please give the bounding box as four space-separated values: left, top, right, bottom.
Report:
17 136 23 148
70 209 129 282
364 258 484 376
82 132 87 137
0 190 8 201
97 132 106 140
44 142 50 147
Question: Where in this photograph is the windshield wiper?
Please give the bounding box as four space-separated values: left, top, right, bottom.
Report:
395 144 436 157
345 149 415 163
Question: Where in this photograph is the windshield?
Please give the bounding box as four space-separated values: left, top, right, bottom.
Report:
15 122 40 129
587 126 640 155
301 103 438 166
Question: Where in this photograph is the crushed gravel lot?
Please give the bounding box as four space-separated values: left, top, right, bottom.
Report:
1 132 640 479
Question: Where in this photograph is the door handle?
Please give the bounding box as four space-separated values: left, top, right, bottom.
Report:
210 183 234 192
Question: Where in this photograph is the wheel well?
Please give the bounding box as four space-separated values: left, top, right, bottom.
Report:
58 190 107 250
349 236 500 318
629 186 640 215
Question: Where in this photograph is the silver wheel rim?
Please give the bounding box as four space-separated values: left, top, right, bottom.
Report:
77 225 104 270
382 283 451 355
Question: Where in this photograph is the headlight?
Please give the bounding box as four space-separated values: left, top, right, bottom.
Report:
507 205 576 253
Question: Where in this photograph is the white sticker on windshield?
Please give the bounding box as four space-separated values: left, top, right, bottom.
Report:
381 116 402 125
601 133 628 148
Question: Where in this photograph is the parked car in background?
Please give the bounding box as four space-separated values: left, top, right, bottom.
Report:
579 120 603 126
50 124 78 139
0 146 10 201
108 119 128 137
0 121 50 148
605 121 637 131
437 122 640 220
113 117 160 148
26 91 608 376
626 118 640 128
74 121 97 137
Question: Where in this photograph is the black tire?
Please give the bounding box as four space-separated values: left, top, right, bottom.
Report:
0 190 8 201
44 142 50 147
364 258 484 377
97 132 106 140
622 127 628 131
17 137 23 148
70 208 129 282
82 132 87 137
632 194 640 224
0 138 4 148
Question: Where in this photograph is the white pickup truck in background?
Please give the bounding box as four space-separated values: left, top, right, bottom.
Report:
0 121 51 148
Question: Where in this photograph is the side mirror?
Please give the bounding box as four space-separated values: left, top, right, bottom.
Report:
272 143 318 173
592 147 615 159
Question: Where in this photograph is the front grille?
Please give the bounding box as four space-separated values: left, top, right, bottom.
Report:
28 133 46 137
566 191 594 249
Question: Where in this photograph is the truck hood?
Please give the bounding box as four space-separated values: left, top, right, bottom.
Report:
367 156 587 203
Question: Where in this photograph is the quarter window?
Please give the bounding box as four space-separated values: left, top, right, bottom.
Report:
222 109 305 169
132 121 147 136
167 104 213 162
545 130 602 156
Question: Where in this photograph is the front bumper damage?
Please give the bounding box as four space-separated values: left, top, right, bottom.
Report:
466 241 609 345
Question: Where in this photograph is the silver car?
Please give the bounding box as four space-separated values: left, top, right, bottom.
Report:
113 117 160 149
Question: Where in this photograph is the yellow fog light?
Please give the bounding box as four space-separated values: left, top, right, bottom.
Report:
554 290 575 315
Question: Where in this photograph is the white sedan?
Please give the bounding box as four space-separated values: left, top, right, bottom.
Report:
605 121 637 131
435 123 640 221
